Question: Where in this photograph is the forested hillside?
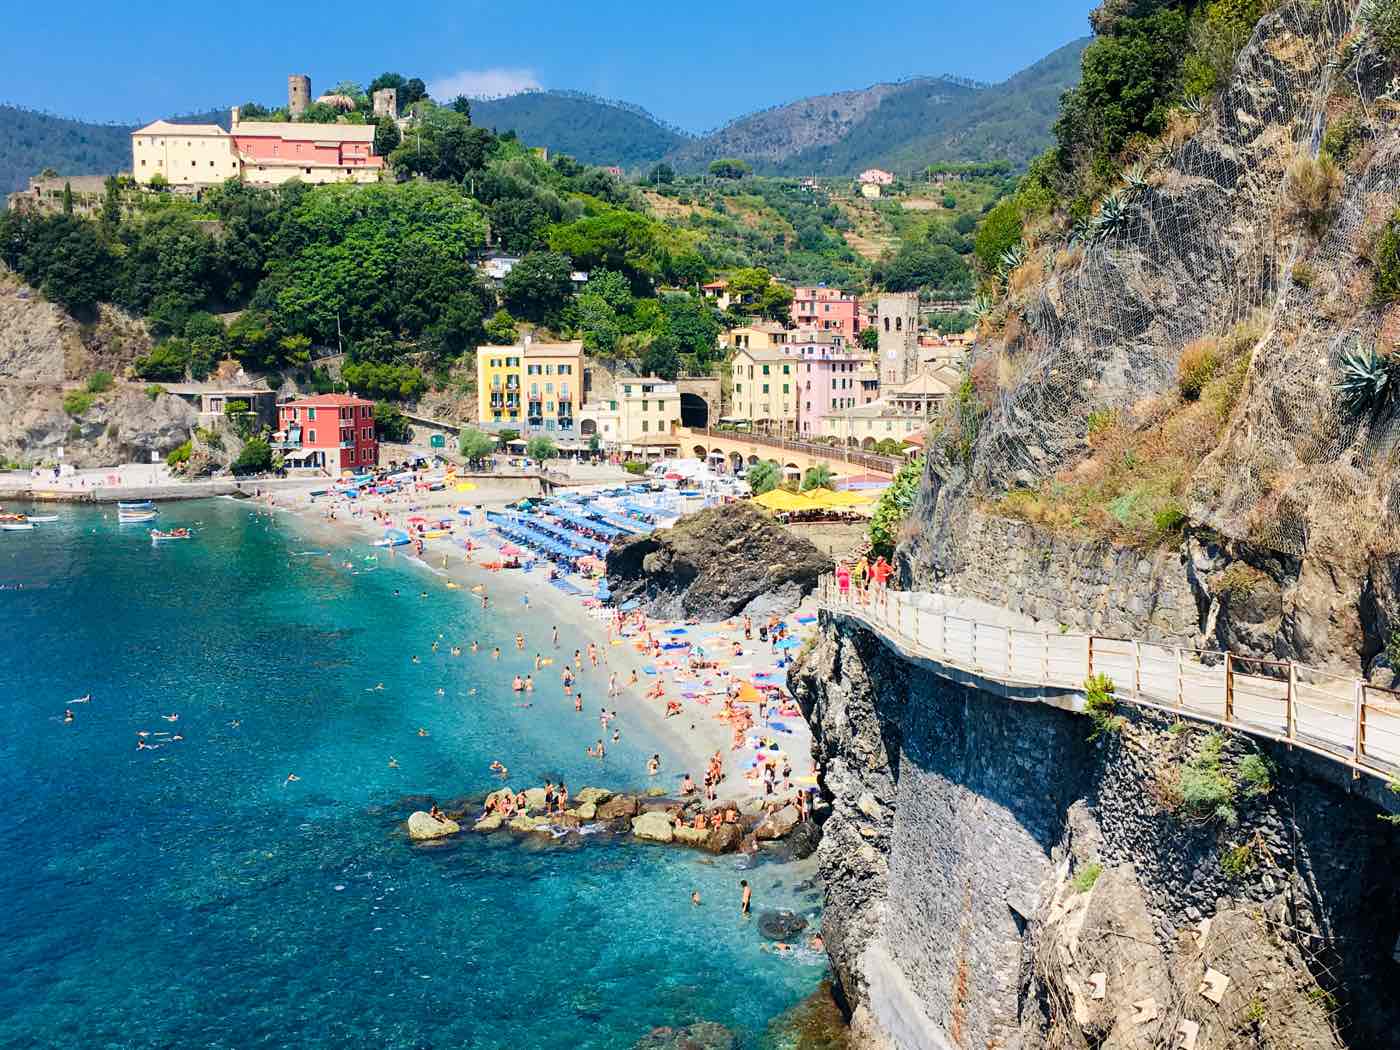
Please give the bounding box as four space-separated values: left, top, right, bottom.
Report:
471 91 689 168
0 106 130 194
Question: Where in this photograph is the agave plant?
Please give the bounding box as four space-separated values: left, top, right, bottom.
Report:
1091 192 1132 244
971 293 995 320
1122 163 1150 200
1068 216 1093 246
1335 344 1400 417
1180 95 1207 118
998 242 1028 276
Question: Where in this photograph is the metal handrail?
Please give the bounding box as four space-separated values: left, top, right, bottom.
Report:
815 575 1399 782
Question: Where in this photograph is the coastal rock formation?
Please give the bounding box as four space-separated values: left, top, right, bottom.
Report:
575 786 612 805
753 804 800 841
596 794 640 820
631 810 675 843
0 385 195 469
633 1021 738 1050
605 502 829 620
0 266 151 384
473 813 505 832
702 823 743 854
406 811 460 841
792 614 1400 1050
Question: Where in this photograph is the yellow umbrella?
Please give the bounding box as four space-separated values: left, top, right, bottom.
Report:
753 489 814 512
456 482 478 492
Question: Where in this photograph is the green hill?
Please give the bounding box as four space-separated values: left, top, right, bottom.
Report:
668 37 1089 176
778 38 1089 175
0 106 131 194
470 90 690 169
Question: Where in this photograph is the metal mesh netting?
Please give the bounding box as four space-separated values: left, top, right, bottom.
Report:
969 0 1400 559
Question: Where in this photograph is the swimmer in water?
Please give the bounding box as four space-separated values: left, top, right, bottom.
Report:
284 773 300 785
470 641 479 653
388 757 399 769
436 687 445 696
417 728 429 737
411 655 420 664
72 694 91 704
63 709 74 723
162 713 179 722
228 720 241 728
491 647 501 660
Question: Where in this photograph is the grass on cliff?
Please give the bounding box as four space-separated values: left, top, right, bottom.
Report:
991 316 1259 546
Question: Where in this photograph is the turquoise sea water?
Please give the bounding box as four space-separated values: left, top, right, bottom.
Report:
0 500 825 1049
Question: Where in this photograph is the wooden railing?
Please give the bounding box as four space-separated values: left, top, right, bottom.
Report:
817 576 1400 782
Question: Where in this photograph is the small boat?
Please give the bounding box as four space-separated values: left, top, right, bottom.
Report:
26 515 58 523
118 500 155 510
119 510 159 523
150 528 192 543
1 521 34 531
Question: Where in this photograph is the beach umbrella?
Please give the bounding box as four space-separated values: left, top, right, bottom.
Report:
776 638 801 650
666 628 688 635
735 682 764 703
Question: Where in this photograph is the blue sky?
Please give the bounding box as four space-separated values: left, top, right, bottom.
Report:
2 0 1094 131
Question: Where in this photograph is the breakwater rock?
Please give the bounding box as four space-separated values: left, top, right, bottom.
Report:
605 502 828 620
407 786 820 857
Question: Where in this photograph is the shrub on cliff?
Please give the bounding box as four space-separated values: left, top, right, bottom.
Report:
1084 673 1124 739
62 391 93 417
1178 730 1238 826
1178 338 1220 401
868 456 924 559
746 460 781 495
85 371 114 394
166 440 192 468
1281 153 1342 237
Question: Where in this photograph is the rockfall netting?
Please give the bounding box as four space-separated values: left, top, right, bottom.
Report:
969 0 1400 560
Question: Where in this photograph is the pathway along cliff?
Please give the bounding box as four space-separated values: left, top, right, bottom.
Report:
790 610 1400 1050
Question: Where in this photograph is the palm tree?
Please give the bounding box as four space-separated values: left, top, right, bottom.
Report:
801 463 834 491
746 459 781 495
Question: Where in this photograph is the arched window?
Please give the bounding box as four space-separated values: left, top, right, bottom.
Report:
895 316 902 331
883 317 890 333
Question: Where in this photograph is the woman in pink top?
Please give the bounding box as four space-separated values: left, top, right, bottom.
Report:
835 561 852 598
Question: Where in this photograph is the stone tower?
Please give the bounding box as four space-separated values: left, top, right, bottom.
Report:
372 88 398 120
288 74 311 119
877 292 920 387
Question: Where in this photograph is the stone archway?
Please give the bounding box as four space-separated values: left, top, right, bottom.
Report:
679 392 710 428
861 437 876 450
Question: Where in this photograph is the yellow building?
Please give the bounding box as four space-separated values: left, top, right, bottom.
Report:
719 322 791 353
477 340 585 437
728 346 798 428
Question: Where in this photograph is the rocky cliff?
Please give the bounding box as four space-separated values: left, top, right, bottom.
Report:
0 385 195 468
792 615 1400 1050
605 502 829 621
904 0 1400 682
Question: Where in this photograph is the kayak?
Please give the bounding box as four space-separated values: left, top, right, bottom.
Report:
150 530 192 542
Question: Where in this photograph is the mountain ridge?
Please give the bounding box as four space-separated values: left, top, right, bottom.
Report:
1 38 1088 193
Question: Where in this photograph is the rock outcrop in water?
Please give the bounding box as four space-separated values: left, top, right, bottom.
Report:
406 811 461 840
605 502 829 621
791 614 1400 1050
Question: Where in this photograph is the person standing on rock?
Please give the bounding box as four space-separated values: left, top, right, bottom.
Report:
740 880 751 916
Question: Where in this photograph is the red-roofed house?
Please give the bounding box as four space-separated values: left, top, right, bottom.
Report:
275 394 378 472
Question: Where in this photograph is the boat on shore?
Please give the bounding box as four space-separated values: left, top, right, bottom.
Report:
372 528 411 548
150 528 191 543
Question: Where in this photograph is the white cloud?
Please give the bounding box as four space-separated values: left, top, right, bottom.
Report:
428 68 541 101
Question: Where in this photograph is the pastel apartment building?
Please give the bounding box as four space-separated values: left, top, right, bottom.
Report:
790 286 863 343
580 377 681 450
274 394 379 471
788 332 880 436
476 340 585 437
728 346 799 428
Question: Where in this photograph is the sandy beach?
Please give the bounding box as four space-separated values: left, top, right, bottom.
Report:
252 472 821 805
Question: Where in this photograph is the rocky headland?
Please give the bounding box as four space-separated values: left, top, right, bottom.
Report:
605 501 830 621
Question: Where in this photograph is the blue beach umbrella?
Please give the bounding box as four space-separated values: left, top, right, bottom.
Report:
775 638 801 650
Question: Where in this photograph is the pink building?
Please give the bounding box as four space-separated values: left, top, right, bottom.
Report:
787 331 880 436
230 114 383 184
790 286 864 343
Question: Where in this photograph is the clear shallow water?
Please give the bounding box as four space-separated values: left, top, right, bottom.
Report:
0 501 826 1049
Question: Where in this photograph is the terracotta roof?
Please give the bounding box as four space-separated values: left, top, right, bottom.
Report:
233 121 376 143
522 340 584 357
280 393 375 408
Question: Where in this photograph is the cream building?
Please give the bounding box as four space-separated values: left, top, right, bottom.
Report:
580 377 681 449
728 346 799 428
818 372 954 448
719 322 792 353
130 121 240 186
